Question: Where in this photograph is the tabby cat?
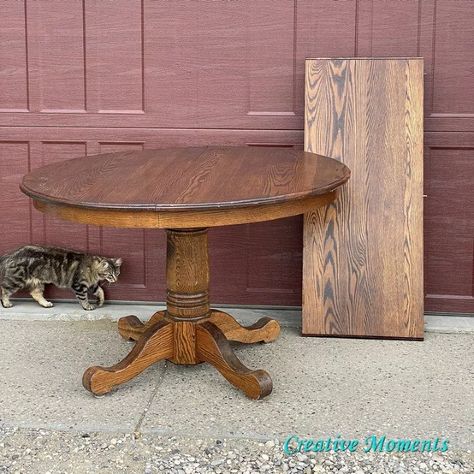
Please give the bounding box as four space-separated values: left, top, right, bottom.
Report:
0 245 122 310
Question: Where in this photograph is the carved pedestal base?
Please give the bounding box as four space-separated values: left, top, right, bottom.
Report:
83 229 281 399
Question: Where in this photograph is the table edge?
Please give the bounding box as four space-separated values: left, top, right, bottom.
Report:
30 190 340 229
20 170 349 212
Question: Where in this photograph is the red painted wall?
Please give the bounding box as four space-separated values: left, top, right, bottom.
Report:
0 1 473 311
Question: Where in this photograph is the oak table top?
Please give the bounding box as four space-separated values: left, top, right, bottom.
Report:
21 146 350 399
21 146 350 228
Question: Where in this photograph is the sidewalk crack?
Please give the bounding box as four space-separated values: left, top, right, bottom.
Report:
133 361 168 439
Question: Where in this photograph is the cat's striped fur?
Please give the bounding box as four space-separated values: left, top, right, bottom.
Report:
0 245 122 310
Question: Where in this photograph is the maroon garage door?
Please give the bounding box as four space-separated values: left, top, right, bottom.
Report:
1 1 473 312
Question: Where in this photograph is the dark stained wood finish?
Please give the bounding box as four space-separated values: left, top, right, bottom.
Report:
208 310 280 344
24 147 348 398
119 309 280 345
31 190 337 229
21 147 349 211
114 315 276 400
196 322 273 400
118 311 166 341
84 228 282 399
83 320 174 396
303 58 424 339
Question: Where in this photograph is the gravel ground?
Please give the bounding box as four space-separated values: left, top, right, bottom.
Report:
0 425 472 474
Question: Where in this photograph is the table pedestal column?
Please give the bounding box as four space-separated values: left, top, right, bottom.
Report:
166 228 209 365
83 228 280 399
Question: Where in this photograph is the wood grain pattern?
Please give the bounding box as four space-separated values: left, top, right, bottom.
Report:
87 311 275 398
21 147 349 211
208 310 280 344
118 311 166 341
83 226 286 398
117 309 280 345
31 191 337 229
196 322 273 400
24 146 348 396
3 129 310 306
303 58 424 339
165 229 210 320
83 320 174 396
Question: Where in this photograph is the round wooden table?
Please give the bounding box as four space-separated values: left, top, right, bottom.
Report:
21 146 350 399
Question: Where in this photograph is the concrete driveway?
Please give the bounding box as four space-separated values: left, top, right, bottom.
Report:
0 303 472 473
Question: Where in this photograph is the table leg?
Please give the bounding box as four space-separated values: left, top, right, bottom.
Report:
118 311 166 341
83 320 173 396
196 322 273 399
208 310 280 343
82 228 280 398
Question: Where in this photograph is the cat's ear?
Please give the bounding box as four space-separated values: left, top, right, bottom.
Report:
99 259 109 269
113 257 123 267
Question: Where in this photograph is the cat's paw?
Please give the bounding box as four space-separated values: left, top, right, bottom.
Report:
96 288 105 307
40 301 54 308
82 303 97 311
1 301 13 308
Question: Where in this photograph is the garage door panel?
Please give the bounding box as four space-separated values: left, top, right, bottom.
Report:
356 0 420 57
246 217 303 303
0 141 31 252
27 0 85 112
34 142 88 252
247 1 295 115
420 0 474 131
425 146 474 231
1 0 473 312
85 0 144 113
0 1 28 112
209 225 249 303
431 1 474 115
425 229 473 297
424 133 474 312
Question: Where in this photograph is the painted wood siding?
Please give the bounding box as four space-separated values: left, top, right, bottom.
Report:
0 1 473 311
